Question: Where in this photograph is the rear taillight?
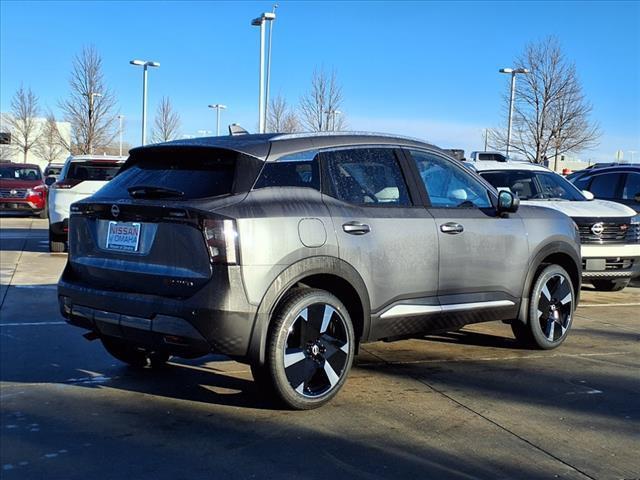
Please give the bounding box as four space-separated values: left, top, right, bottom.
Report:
51 179 82 189
202 218 239 265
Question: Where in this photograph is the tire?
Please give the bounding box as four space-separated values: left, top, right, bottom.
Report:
101 337 148 368
513 264 575 350
49 226 66 253
266 288 355 410
591 278 630 292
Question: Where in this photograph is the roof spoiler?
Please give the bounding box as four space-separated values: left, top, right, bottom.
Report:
229 124 249 136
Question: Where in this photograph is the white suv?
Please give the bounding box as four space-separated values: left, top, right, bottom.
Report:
475 160 640 291
48 155 125 252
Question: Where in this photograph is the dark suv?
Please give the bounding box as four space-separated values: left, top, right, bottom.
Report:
58 133 581 409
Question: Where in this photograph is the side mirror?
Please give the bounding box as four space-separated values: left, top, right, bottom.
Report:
582 190 595 201
497 190 519 214
45 176 57 186
634 193 640 203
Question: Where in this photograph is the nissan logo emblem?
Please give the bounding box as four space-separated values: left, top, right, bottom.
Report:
111 205 120 218
590 222 604 236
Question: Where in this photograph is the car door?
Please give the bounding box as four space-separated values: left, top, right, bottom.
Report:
320 147 439 341
405 149 528 323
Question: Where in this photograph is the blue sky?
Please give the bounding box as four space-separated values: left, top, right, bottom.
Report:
1 0 639 162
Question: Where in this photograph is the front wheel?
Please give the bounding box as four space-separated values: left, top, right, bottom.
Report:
591 278 630 292
513 265 575 350
266 289 355 410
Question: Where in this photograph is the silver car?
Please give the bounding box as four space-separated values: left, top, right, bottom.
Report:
58 133 581 409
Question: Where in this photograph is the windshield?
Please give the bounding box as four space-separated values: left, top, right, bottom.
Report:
479 170 585 201
0 166 42 181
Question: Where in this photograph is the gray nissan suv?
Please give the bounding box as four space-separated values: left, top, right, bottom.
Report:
58 132 581 409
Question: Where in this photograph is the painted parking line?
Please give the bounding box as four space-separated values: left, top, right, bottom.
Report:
0 322 67 327
11 285 58 290
579 302 640 307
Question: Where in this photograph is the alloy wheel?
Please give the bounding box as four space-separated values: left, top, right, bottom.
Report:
537 273 572 343
282 303 350 398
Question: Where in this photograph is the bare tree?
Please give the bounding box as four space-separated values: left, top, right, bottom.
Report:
60 45 119 155
33 112 68 164
6 85 40 162
151 97 181 143
267 95 300 133
489 37 600 164
299 68 346 132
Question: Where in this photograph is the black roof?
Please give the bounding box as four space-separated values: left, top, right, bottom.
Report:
575 164 640 175
130 132 439 161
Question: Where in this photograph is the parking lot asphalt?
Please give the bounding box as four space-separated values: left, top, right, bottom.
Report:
1 216 638 480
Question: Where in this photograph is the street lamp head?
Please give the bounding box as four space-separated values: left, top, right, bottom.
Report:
208 104 227 110
499 67 529 74
91 92 103 98
252 11 276 25
130 59 160 68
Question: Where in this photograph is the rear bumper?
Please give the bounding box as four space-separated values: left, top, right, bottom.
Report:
57 265 258 358
49 219 68 237
581 244 640 279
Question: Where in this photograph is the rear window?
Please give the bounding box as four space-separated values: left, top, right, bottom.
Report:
94 147 260 200
66 161 122 181
0 166 42 180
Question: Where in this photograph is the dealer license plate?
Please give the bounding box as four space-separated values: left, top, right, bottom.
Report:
106 221 141 252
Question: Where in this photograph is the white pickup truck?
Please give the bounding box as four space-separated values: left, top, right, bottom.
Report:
475 160 640 291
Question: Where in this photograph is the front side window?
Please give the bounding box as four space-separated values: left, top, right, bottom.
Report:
622 173 640 200
589 173 623 198
323 148 411 206
411 150 491 208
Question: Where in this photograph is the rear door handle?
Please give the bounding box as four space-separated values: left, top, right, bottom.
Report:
440 222 464 234
343 222 371 235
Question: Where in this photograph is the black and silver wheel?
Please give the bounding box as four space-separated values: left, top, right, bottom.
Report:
513 265 575 350
266 289 355 410
591 278 629 292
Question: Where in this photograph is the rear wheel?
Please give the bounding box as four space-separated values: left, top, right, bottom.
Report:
38 208 48 219
591 278 629 292
513 265 575 350
49 226 66 253
266 289 355 410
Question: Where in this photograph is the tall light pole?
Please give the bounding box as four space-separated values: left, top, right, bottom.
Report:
130 59 160 145
324 109 342 131
264 4 278 130
117 115 124 156
251 11 276 133
499 67 529 157
88 92 102 154
208 104 227 136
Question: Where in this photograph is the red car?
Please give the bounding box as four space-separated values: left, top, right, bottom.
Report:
0 162 48 218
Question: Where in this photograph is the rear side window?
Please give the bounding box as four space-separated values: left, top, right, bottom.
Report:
95 147 252 200
66 161 122 181
589 173 623 198
323 148 411 206
254 150 320 190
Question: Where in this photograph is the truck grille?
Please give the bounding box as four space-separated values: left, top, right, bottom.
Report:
0 188 28 199
575 217 639 244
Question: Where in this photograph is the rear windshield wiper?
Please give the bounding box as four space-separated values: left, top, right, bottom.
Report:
127 185 185 199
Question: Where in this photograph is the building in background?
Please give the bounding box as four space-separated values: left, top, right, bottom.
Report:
0 112 71 169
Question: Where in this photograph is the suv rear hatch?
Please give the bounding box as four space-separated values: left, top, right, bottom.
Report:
65 146 263 298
